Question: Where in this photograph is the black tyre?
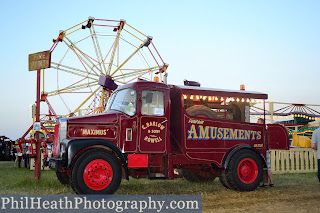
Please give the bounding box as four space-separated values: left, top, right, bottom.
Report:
70 148 122 194
219 170 233 189
56 171 70 185
225 150 263 191
182 169 217 182
186 105 218 118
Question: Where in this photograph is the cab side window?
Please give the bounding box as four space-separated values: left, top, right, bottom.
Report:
141 90 164 116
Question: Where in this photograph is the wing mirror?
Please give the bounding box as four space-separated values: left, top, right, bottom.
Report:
145 92 153 103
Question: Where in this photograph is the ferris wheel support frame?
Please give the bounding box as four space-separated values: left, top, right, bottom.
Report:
47 18 168 118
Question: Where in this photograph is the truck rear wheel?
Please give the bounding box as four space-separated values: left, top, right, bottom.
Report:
219 170 232 189
56 171 70 185
70 148 122 194
225 150 263 191
186 105 218 118
182 169 217 182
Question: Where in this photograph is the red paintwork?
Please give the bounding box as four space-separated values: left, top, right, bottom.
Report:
139 116 168 153
42 142 48 158
62 81 289 178
67 82 171 155
169 85 272 167
53 124 59 156
237 158 258 184
28 139 37 156
182 114 265 167
69 124 117 139
83 159 113 191
35 69 41 181
128 154 148 168
173 85 268 99
267 124 290 150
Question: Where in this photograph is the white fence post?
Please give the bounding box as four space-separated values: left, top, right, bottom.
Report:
271 148 318 174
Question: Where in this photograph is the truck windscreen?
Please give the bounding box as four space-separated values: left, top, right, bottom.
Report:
109 89 137 116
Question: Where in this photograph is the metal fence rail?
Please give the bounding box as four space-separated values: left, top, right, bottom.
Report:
271 148 318 174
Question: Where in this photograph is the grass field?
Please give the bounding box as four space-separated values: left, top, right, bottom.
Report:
1 161 320 212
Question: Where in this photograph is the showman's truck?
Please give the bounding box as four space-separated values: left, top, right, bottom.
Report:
49 80 289 194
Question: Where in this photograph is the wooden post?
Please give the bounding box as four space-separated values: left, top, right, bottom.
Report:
269 102 274 124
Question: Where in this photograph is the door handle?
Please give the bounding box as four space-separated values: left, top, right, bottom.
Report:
161 120 168 124
133 121 137 132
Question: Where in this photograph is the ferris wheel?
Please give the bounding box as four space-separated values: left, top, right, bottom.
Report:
43 17 168 117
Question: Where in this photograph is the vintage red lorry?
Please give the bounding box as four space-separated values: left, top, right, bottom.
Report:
49 80 289 194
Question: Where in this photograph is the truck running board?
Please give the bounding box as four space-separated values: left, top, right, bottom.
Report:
147 167 168 180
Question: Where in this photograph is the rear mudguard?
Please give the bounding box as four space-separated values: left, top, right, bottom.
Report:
267 124 290 150
222 145 267 169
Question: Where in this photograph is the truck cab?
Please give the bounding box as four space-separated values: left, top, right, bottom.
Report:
50 81 289 194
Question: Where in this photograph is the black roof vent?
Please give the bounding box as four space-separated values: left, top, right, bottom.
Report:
184 80 200 87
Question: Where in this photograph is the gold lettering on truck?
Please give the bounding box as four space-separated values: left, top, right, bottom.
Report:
187 124 262 141
142 121 165 144
81 129 109 136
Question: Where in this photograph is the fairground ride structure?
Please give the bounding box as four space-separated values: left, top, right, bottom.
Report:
42 17 168 119
250 102 320 137
20 17 168 146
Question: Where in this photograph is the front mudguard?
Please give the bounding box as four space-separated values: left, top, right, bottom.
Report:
67 139 129 180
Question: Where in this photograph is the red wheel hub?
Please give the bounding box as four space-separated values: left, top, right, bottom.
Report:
237 158 258 184
83 159 113 191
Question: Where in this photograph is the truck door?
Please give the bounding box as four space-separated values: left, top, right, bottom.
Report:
116 88 139 153
138 90 168 153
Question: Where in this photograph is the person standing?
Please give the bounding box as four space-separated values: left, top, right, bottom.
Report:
14 142 23 168
257 118 274 187
311 127 320 182
261 149 274 187
13 147 17 167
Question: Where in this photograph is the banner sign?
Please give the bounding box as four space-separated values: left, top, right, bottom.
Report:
29 50 51 71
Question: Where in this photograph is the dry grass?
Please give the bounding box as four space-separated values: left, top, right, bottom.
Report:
1 161 319 212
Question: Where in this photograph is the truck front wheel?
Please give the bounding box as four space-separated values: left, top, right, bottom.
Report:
225 150 263 191
70 148 122 194
56 171 70 185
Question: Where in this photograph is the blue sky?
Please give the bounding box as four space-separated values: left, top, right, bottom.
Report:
0 0 319 140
